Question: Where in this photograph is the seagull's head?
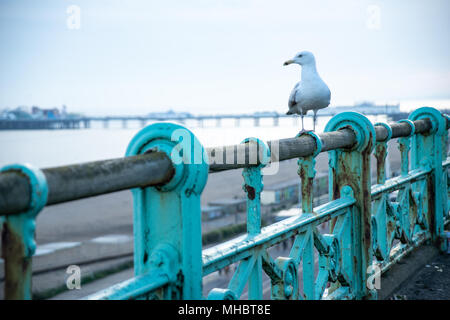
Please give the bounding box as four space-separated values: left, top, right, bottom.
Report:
283 51 315 66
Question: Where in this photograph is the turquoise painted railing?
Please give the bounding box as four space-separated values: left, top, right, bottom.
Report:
0 107 449 300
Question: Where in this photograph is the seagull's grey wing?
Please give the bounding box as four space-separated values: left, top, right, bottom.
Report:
288 83 300 109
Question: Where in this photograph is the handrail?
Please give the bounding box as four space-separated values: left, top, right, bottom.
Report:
0 118 437 216
0 152 174 216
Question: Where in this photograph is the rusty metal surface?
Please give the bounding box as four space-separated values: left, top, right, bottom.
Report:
0 164 47 299
0 152 174 216
2 222 33 299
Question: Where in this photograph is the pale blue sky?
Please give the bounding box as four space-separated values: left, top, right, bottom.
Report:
1 0 449 115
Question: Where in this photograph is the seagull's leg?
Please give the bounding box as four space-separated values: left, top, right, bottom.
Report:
313 110 317 132
298 111 311 135
300 113 305 133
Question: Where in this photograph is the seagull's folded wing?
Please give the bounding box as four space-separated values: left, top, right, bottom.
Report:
288 83 301 109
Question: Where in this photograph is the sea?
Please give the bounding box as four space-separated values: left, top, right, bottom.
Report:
0 114 390 169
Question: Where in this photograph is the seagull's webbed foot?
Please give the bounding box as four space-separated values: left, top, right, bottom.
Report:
297 129 313 136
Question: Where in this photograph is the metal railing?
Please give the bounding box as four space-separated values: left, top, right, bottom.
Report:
0 107 448 299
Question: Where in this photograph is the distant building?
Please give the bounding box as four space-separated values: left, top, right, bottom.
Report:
261 179 300 206
201 205 225 221
147 110 193 119
1 107 32 119
0 110 14 119
32 106 61 119
261 174 328 209
61 105 68 118
208 198 246 215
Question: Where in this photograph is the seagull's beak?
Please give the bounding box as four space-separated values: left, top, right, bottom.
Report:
283 59 294 66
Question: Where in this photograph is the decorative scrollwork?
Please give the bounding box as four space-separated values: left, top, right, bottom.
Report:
323 235 341 283
271 257 298 300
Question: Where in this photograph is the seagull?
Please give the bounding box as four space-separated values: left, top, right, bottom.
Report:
284 51 331 132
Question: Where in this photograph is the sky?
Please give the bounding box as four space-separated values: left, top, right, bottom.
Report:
0 0 449 116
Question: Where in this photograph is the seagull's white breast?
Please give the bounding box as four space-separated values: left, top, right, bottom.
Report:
293 76 330 113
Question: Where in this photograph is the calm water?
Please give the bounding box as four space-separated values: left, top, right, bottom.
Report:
0 115 388 168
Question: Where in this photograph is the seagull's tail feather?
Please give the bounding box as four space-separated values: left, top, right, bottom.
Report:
286 110 293 115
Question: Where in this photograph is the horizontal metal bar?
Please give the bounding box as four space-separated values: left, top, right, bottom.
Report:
0 117 441 216
207 118 434 172
370 168 431 198
380 231 429 275
202 196 355 276
0 152 174 216
443 158 450 168
83 272 170 300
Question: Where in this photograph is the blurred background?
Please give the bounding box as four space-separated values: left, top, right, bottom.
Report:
0 0 449 299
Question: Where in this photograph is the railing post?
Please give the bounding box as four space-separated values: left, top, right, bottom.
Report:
394 119 419 244
443 114 450 221
126 122 209 299
325 112 376 299
297 131 322 214
0 164 48 300
409 107 448 252
241 137 270 300
296 132 323 300
373 122 392 184
371 122 395 261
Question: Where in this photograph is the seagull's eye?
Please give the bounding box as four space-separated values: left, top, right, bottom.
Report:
298 54 303 58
